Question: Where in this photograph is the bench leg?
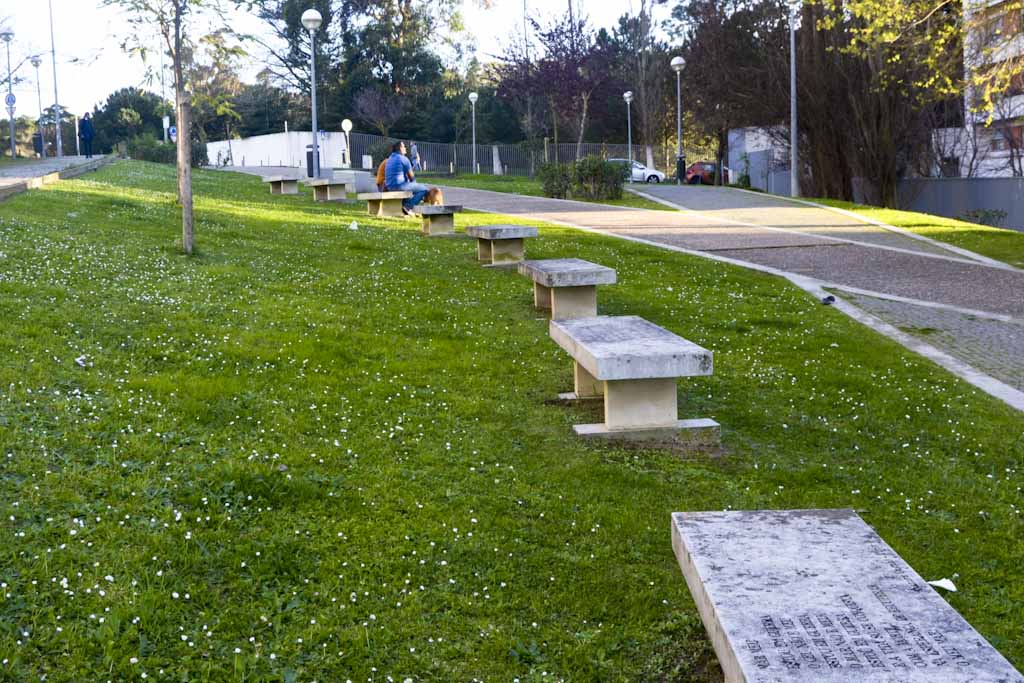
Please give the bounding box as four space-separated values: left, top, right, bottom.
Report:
422 213 454 236
270 183 281 195
380 198 405 217
314 186 328 201
326 185 349 201
534 283 552 309
477 238 492 262
490 238 524 264
603 378 677 431
575 362 603 399
550 285 597 320
367 199 381 216
281 181 299 195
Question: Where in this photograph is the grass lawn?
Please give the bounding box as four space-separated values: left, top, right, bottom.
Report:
418 172 674 212
811 197 1024 269
0 161 1022 681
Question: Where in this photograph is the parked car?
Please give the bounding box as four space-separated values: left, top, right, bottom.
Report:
608 158 666 183
685 161 729 185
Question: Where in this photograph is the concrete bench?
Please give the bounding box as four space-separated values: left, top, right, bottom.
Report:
356 191 413 217
518 258 616 319
415 204 463 236
465 224 538 267
306 177 354 202
263 176 299 195
549 315 718 441
671 509 1024 683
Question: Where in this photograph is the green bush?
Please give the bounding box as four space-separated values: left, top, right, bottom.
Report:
572 156 624 201
538 162 572 199
127 133 175 164
126 133 208 167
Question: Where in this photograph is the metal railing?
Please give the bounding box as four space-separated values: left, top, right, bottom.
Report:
347 131 718 178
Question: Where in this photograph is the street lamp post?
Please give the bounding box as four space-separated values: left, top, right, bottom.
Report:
623 91 633 181
468 91 478 174
31 56 43 158
341 118 352 168
789 0 800 197
301 8 323 178
671 56 685 184
48 0 62 157
1 31 15 160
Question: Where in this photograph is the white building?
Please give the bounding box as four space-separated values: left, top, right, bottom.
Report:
206 131 350 170
940 0 1024 177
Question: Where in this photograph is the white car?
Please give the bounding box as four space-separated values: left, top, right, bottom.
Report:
609 158 665 184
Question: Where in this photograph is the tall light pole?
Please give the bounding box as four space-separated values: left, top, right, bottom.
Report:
468 91 478 174
48 0 62 157
31 55 44 158
1 31 15 160
671 56 685 184
341 118 352 167
302 8 323 178
789 0 800 197
623 91 633 180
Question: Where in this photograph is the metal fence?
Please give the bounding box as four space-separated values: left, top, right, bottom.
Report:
893 176 1024 232
347 131 717 178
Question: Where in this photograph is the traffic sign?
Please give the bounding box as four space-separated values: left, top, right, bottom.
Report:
169 126 177 143
4 93 14 107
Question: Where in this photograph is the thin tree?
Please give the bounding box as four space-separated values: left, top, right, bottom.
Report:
103 0 220 255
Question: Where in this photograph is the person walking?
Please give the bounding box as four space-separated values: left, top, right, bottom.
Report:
79 113 95 159
410 141 421 171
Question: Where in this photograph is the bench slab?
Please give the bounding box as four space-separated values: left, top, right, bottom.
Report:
465 224 538 240
519 258 617 288
415 204 463 215
356 191 412 200
671 509 1024 683
262 175 295 183
550 316 712 381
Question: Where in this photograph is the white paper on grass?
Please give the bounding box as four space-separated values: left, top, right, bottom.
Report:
349 221 359 231
927 578 958 592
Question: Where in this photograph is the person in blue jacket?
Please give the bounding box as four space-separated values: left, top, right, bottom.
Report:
384 141 428 214
79 113 95 159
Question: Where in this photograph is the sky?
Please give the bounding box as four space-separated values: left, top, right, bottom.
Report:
0 0 668 117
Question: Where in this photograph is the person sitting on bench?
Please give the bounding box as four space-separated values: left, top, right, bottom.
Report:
384 141 428 215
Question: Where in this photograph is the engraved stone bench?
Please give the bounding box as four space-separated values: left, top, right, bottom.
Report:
465 224 538 267
357 191 413 217
518 258 616 319
306 177 354 202
415 204 463 236
671 509 1024 683
263 175 299 195
549 315 718 441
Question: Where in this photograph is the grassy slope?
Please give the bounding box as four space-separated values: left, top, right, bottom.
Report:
812 197 1024 269
0 161 1021 681
418 172 674 212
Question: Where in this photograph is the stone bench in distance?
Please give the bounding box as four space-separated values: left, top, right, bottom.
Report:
671 508 1024 683
415 205 463 236
518 258 616 320
549 315 718 443
465 224 538 267
306 177 354 202
357 191 413 218
263 175 299 195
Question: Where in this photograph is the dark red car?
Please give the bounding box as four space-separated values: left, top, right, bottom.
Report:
685 161 728 185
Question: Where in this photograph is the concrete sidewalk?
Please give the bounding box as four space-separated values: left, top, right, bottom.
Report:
438 183 1024 410
0 156 111 199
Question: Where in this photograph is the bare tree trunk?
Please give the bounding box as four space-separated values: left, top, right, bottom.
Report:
173 0 194 255
575 93 590 161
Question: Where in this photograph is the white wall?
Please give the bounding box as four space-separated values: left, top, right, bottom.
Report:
207 132 349 169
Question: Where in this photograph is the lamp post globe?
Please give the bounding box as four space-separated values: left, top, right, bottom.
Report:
302 8 323 177
301 9 323 30
341 118 352 167
468 92 479 174
670 56 685 184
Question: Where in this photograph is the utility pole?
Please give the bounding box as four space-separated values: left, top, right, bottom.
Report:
1 31 15 159
32 56 44 158
789 0 800 197
48 0 63 157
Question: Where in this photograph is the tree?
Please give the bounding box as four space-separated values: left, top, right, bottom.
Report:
103 0 222 255
91 87 167 153
352 88 405 138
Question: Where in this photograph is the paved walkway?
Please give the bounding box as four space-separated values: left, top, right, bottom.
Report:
0 156 104 190
437 183 1024 410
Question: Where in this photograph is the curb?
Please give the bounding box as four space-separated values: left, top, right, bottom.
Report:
0 156 116 202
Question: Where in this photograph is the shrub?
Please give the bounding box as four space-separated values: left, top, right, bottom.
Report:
192 141 208 168
572 156 624 201
538 162 572 199
127 133 175 164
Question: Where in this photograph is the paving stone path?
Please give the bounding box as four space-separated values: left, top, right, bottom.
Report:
438 183 1024 409
0 156 104 191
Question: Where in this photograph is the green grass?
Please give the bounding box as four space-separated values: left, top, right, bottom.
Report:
418 172 674 211
811 197 1024 269
0 160 1022 681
